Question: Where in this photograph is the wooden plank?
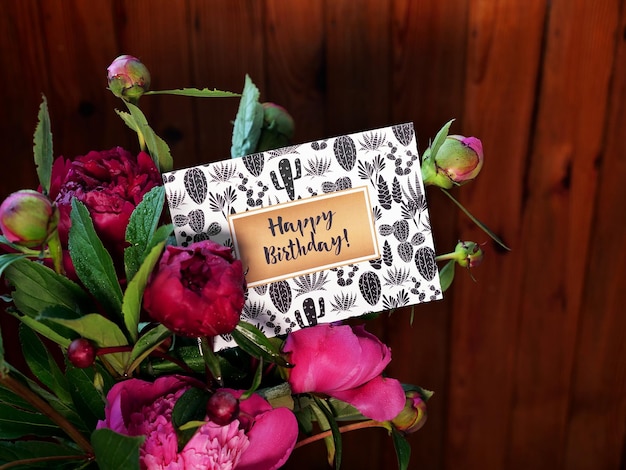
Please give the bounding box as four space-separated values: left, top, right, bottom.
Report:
264 0 326 142
445 0 547 468
505 1 619 468
188 0 265 162
563 4 626 468
386 1 469 468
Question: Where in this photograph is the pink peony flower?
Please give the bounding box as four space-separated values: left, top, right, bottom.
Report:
283 323 405 421
143 240 246 337
0 190 58 248
422 134 484 188
49 147 162 263
97 375 298 470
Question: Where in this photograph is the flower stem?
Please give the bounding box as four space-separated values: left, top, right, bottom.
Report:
294 420 389 449
0 374 94 455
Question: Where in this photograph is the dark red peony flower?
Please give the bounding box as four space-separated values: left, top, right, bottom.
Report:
143 240 246 337
49 147 162 261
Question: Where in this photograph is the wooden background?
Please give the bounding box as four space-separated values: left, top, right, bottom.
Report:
1 1 625 469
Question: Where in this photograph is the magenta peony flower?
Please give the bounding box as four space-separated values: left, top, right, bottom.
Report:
283 323 405 421
143 240 246 337
49 147 162 261
97 375 298 470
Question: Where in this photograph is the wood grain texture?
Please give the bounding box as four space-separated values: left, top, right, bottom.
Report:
0 1 625 468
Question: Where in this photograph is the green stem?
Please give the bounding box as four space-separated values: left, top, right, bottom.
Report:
434 253 458 262
0 374 93 455
294 420 390 449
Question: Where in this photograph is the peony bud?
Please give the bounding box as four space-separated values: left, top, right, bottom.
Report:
453 241 484 268
206 389 240 426
422 135 483 188
390 390 427 435
255 102 295 152
0 190 58 248
67 338 97 368
107 55 151 102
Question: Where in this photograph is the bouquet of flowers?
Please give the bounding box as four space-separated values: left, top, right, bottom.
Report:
0 55 502 469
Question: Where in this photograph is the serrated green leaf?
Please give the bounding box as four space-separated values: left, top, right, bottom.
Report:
145 88 240 98
122 241 166 342
115 109 139 133
33 95 54 194
230 75 264 158
392 428 412 470
439 260 455 292
69 199 124 318
440 188 511 250
0 403 58 439
20 325 71 403
429 119 454 161
232 321 291 367
91 428 144 470
0 440 85 468
124 185 166 281
4 258 95 318
123 102 173 172
126 324 172 375
172 386 211 451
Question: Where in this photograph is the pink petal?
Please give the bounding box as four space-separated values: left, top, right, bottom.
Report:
331 375 405 421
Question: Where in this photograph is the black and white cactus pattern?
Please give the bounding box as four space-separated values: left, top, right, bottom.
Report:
163 123 441 350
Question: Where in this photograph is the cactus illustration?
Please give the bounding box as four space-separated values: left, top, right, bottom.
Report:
184 167 208 204
415 246 437 281
334 135 357 171
243 152 265 177
269 280 292 314
295 297 325 328
270 158 302 200
377 175 392 209
392 123 414 146
188 209 205 233
383 240 393 266
359 271 382 306
392 177 403 204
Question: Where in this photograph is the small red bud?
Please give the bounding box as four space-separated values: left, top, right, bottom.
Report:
206 390 240 426
67 338 97 368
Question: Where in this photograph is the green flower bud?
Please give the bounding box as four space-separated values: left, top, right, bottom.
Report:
107 55 151 102
0 190 58 248
255 102 295 152
453 241 484 268
422 135 483 188
391 390 427 435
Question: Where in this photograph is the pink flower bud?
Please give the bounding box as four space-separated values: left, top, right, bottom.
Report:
0 190 58 248
453 241 484 268
67 338 97 368
422 135 484 188
391 390 427 435
207 389 240 426
107 55 151 102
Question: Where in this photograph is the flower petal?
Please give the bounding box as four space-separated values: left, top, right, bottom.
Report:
330 375 405 422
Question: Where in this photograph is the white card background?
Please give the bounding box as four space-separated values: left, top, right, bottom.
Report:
163 123 442 349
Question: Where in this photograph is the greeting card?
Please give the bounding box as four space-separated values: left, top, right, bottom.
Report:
163 123 441 348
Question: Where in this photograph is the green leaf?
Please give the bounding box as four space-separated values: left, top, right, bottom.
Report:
122 240 166 342
0 403 58 439
123 101 173 172
172 386 211 451
0 323 6 378
145 88 240 98
126 324 172 376
124 185 166 281
91 428 144 470
0 253 30 279
4 258 95 318
312 396 342 469
69 199 124 318
66 363 112 428
439 260 455 292
33 95 54 194
50 314 129 374
0 440 85 468
230 75 264 158
428 119 454 161
440 188 511 251
20 325 71 403
240 357 264 400
231 321 291 367
392 428 412 470
199 337 223 385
